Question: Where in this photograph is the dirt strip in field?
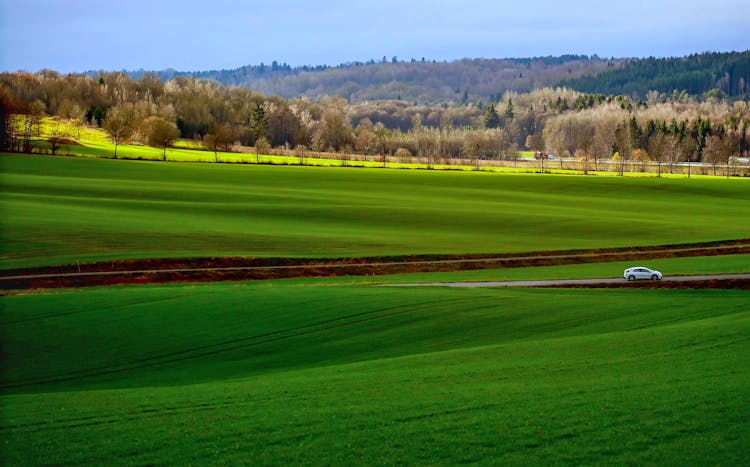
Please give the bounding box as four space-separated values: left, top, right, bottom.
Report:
1 239 748 290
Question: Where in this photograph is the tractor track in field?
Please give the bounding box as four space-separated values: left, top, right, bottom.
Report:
1 239 749 290
0 296 465 390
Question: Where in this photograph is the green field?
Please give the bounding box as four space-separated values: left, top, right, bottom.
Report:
2 154 749 269
27 118 744 177
2 281 748 464
29 118 532 171
2 150 749 464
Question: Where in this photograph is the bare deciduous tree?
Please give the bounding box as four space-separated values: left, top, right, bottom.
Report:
104 106 136 158
312 107 353 152
143 116 179 161
48 125 66 155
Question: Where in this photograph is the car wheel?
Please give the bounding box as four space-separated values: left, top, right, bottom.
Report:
652 274 660 280
628 275 635 281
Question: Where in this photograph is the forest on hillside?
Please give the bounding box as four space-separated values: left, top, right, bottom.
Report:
561 51 750 98
117 56 617 105
110 52 750 105
2 60 750 167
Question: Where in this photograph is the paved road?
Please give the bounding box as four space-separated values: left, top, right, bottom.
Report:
383 273 750 288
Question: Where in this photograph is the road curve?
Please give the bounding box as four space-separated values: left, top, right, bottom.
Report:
382 273 750 288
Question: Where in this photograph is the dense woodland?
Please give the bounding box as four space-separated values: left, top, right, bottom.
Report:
2 52 750 165
119 55 617 104
114 52 750 104
561 51 750 99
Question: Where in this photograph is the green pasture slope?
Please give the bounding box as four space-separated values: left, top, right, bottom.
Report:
1 282 749 464
2 151 749 464
2 153 750 269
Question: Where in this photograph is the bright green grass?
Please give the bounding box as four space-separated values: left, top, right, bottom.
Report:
32 118 736 177
35 118 481 168
172 139 204 149
1 283 748 464
51 137 577 173
2 154 749 269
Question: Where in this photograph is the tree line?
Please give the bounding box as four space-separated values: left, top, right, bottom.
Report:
1 69 749 166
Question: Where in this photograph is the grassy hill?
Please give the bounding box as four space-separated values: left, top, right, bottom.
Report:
2 281 748 464
2 149 749 464
2 154 750 268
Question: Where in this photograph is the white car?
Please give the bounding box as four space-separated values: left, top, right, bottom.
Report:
623 266 663 281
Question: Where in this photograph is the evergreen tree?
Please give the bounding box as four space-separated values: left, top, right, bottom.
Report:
504 98 515 120
483 103 500 129
629 116 644 148
249 104 268 144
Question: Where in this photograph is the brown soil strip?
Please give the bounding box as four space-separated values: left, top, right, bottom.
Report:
1 239 748 290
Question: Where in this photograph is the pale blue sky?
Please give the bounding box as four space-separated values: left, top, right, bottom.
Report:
1 0 747 72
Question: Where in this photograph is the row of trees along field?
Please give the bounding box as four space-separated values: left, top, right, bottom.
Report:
1 70 749 164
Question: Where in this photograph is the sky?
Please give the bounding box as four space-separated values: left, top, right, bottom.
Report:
1 0 748 73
